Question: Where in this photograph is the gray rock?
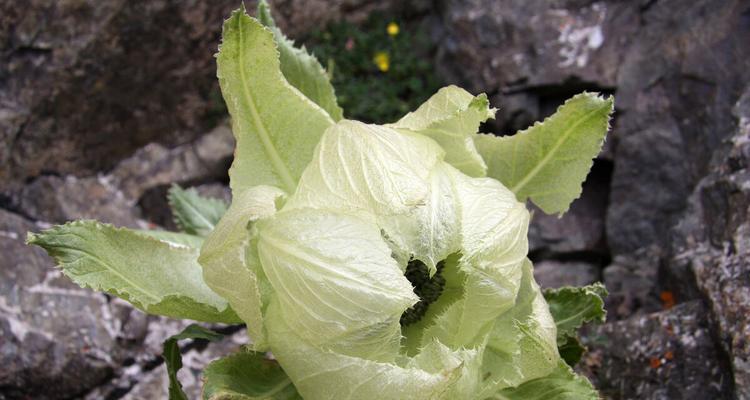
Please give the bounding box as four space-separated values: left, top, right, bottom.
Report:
528 160 609 257
109 124 234 202
18 175 140 227
580 301 734 400
0 209 149 399
0 0 408 197
117 328 249 400
532 260 599 289
601 255 661 320
666 89 750 399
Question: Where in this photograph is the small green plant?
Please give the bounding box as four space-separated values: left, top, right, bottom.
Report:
306 12 442 123
28 2 613 399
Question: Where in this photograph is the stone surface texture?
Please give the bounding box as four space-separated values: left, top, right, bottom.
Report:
2 0 750 398
436 0 750 398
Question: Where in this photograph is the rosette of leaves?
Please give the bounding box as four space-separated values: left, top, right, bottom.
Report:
27 2 613 399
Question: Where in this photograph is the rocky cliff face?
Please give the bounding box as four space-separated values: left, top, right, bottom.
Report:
1 0 749 398
436 0 750 398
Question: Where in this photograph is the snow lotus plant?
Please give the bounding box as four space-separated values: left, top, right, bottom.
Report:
27 3 613 399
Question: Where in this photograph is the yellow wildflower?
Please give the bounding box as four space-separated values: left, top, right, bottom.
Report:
373 52 390 72
387 22 399 37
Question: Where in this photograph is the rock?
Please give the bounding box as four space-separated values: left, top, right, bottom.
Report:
118 328 249 400
532 260 599 289
666 88 750 399
109 124 234 202
581 301 734 400
0 0 410 197
0 0 240 196
436 0 750 266
528 160 610 257
0 209 149 399
601 255 662 320
17 175 140 227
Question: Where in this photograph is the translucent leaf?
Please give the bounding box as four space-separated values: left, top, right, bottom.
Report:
257 208 417 361
286 120 443 217
168 184 228 237
544 283 607 345
391 85 494 177
136 230 204 249
217 8 334 194
494 361 599 400
203 350 301 400
257 0 343 121
422 174 530 350
199 185 286 350
265 301 467 400
27 221 239 323
163 324 224 400
481 260 559 394
475 92 614 215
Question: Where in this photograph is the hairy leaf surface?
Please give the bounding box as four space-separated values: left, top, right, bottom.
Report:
391 85 494 177
475 93 613 214
544 283 607 345
495 361 599 400
27 221 238 323
257 208 417 361
257 0 343 121
168 185 228 237
199 185 286 350
218 8 334 194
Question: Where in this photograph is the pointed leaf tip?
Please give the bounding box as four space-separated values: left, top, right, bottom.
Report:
476 92 614 215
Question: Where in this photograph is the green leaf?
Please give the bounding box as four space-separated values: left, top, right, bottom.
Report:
265 301 468 400
199 185 286 350
217 8 334 194
168 185 228 237
495 361 599 400
558 336 586 367
544 283 607 345
257 0 343 121
163 324 224 400
475 92 614 214
391 85 494 177
136 229 204 249
285 120 443 217
27 221 239 323
203 350 301 400
480 260 559 394
257 207 417 361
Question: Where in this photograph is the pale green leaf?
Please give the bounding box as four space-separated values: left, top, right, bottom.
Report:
257 0 343 121
544 283 607 345
285 120 444 217
481 260 559 394
203 350 301 400
494 361 599 400
163 324 224 400
265 300 468 400
391 85 494 177
475 92 614 214
136 229 204 249
199 185 286 350
218 8 334 194
257 208 417 362
27 221 239 323
421 173 530 350
168 185 228 237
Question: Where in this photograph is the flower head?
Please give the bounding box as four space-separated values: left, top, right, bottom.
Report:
387 21 400 37
373 51 390 72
